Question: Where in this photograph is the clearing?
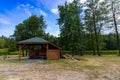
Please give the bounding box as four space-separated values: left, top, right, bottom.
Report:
0 55 120 80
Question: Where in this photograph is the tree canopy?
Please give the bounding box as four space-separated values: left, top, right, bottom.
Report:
14 15 47 41
58 0 84 55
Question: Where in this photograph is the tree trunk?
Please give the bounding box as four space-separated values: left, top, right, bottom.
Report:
91 33 96 55
22 49 24 57
93 46 96 55
80 50 83 56
112 3 120 56
97 39 101 56
72 50 74 56
93 10 100 56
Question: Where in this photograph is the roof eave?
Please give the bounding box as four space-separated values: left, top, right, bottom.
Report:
17 42 49 45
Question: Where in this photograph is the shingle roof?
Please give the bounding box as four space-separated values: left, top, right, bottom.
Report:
18 37 60 49
18 37 49 43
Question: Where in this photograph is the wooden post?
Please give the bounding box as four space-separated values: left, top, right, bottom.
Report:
46 44 48 59
43 44 48 59
19 45 22 60
26 49 27 56
46 44 48 50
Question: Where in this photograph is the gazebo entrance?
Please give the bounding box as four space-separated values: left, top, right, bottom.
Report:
28 45 47 59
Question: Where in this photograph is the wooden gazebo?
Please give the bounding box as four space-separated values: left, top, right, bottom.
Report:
17 37 60 60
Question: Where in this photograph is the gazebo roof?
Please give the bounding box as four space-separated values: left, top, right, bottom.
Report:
17 37 60 49
18 37 49 43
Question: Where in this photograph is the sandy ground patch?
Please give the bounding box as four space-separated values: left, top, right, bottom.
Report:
0 55 120 80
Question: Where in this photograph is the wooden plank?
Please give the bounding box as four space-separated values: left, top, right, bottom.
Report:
47 49 60 59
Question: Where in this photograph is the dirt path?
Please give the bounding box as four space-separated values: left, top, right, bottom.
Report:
0 55 120 80
0 61 88 80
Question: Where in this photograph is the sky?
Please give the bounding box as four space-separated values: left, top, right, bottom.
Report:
1 0 120 37
0 0 86 37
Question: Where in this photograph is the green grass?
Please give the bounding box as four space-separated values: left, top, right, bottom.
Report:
0 48 8 55
84 50 118 55
62 50 119 55
0 48 18 56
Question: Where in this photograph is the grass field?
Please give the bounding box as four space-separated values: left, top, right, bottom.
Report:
62 50 119 55
0 55 120 80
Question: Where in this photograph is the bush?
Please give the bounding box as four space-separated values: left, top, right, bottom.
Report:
61 51 71 54
0 49 8 56
9 51 19 55
0 48 18 56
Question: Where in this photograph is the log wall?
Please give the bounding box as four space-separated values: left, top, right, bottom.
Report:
47 49 60 59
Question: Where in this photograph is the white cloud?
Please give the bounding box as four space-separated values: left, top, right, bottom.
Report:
24 9 32 16
80 0 86 3
20 4 26 7
54 30 60 37
118 16 120 20
67 0 73 3
67 0 86 3
50 30 60 37
51 8 58 14
36 0 63 9
46 29 60 37
19 4 32 16
0 18 10 25
99 0 104 3
39 10 47 16
117 25 120 33
20 3 34 9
